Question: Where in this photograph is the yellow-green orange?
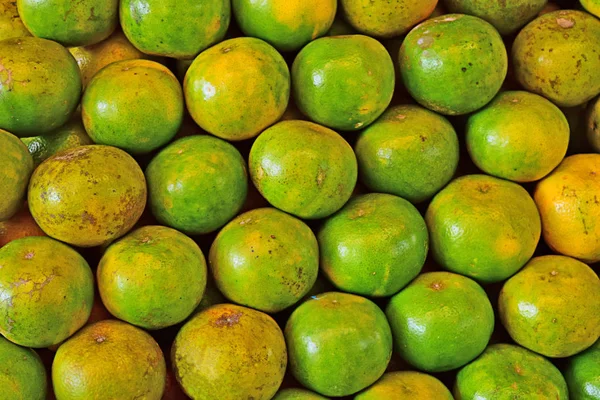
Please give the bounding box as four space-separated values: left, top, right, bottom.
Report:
355 371 453 400
466 91 569 182
28 145 146 248
185 37 289 141
0 236 93 348
587 96 600 153
293 35 394 131
426 174 541 283
209 208 318 313
400 14 507 115
0 0 30 40
233 0 336 51
564 339 600 399
285 292 392 397
0 37 81 137
386 272 494 372
172 304 287 400
273 388 328 400
581 0 600 18
52 320 166 400
499 255 600 358
455 344 568 399
146 136 248 235
0 336 46 400
355 104 459 203
98 225 207 330
340 0 437 38
0 129 33 221
534 154 600 262
513 10 600 107
82 60 183 154
249 120 357 219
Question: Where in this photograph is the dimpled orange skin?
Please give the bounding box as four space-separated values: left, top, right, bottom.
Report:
534 154 600 262
28 145 147 248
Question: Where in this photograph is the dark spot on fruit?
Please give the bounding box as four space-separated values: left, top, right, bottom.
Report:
270 235 276 239
461 67 467 72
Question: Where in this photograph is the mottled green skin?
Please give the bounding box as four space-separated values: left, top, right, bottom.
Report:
467 91 569 182
82 60 183 154
0 337 46 400
172 304 287 400
587 96 600 153
28 145 147 248
400 14 507 115
146 136 248 235
355 105 459 203
292 35 395 131
21 113 92 167
209 208 319 313
565 339 600 399
17 0 117 46
0 0 31 40
386 272 494 372
98 226 207 330
455 344 568 399
273 388 328 400
513 10 600 107
0 237 93 348
184 37 290 141
581 0 600 18
285 292 392 397
120 0 230 59
233 0 337 51
318 193 428 297
355 371 453 400
0 37 81 137
444 0 548 35
426 175 541 283
249 120 357 219
0 129 32 221
499 255 600 358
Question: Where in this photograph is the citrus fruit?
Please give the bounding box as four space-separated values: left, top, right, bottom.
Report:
209 207 319 313
146 135 248 235
564 339 600 399
466 91 569 182
249 120 357 219
293 34 394 131
318 193 428 297
354 104 460 203
28 145 147 247
285 292 392 397
426 174 541 283
232 0 337 51
0 0 30 40
120 0 230 59
512 10 600 107
455 343 568 399
386 271 494 372
82 59 183 154
17 0 118 46
534 154 600 262
185 37 289 141
326 16 357 36
272 388 328 400
587 96 600 153
193 275 226 314
355 371 453 400
340 0 437 38
172 304 287 400
0 336 47 400
98 225 207 330
399 14 507 115
0 204 45 247
0 236 94 348
581 0 600 18
52 320 166 400
499 255 600 358
0 37 81 137
0 129 33 221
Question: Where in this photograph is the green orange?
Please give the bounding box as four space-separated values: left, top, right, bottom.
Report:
355 104 460 203
172 304 287 400
292 34 395 131
0 129 33 221
499 255 600 358
386 272 494 372
581 0 600 18
466 91 569 182
146 135 248 235
0 37 81 137
564 339 600 399
0 0 30 40
399 14 507 115
272 389 328 400
355 371 453 400
0 236 93 348
285 292 392 397
587 95 600 153
0 336 47 399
